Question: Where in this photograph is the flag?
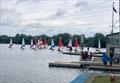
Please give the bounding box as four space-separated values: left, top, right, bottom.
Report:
113 6 117 13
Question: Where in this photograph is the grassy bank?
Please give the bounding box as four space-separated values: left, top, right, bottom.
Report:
92 76 120 83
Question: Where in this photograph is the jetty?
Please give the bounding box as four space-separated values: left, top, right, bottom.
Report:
62 52 102 57
49 61 102 68
89 65 120 71
49 61 120 71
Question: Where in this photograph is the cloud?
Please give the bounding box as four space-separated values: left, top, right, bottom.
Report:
0 0 119 37
74 0 89 7
0 9 21 26
55 8 66 17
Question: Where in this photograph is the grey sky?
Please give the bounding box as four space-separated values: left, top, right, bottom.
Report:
0 0 119 37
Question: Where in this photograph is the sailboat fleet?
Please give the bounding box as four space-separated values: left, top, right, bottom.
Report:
7 37 74 51
8 37 81 52
8 36 106 54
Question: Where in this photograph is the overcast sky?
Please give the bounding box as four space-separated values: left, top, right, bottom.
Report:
0 0 119 37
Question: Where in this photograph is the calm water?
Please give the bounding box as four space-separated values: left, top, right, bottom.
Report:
0 44 84 83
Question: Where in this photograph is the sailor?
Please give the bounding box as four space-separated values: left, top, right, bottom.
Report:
87 47 92 61
101 53 109 66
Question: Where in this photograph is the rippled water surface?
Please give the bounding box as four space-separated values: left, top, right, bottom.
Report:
0 44 83 83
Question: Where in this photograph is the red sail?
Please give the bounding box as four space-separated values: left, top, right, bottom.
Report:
39 39 43 45
35 38 38 46
58 38 63 47
44 39 48 45
75 38 79 48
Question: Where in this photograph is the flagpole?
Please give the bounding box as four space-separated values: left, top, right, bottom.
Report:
111 2 115 44
119 0 120 32
112 2 114 34
119 0 120 43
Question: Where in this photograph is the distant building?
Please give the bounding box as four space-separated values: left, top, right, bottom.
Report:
106 32 120 61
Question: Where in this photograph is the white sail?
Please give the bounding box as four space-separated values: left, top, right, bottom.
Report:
31 39 33 45
21 38 25 49
9 38 13 48
50 39 55 50
68 39 72 47
51 39 55 47
10 38 12 45
98 39 101 49
30 39 34 48
22 38 25 46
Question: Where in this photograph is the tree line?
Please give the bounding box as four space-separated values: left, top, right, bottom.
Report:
0 33 106 48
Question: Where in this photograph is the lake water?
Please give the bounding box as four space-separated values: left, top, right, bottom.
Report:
0 44 106 83
0 44 84 83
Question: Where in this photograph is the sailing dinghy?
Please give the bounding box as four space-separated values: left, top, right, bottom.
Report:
58 37 63 52
75 38 79 53
43 38 48 48
30 39 34 48
50 39 55 50
21 38 25 49
9 38 13 48
67 39 72 51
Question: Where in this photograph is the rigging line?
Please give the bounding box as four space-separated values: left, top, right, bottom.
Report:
73 8 112 15
60 2 112 11
72 23 111 26
62 2 111 7
63 5 112 13
55 12 111 19
55 7 112 17
55 8 119 19
114 20 119 25
57 3 115 15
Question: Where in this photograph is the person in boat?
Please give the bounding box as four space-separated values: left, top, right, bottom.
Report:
9 38 13 48
67 45 72 51
81 51 87 61
58 48 60 51
108 50 114 66
9 44 13 48
101 53 109 66
84 51 88 61
70 47 72 51
75 48 77 53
